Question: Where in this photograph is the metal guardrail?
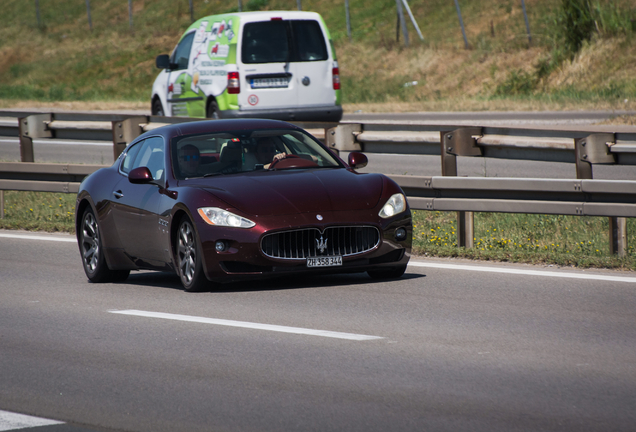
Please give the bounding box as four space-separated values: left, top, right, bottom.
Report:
0 162 105 193
3 110 636 174
391 175 636 217
1 110 635 256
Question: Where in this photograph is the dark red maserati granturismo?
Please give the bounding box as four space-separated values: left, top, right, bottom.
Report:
75 119 412 291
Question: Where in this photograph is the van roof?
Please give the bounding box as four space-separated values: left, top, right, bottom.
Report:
192 10 323 25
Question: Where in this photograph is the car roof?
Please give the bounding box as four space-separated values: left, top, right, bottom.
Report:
143 119 301 141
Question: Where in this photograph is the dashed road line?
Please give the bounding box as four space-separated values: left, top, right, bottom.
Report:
109 309 384 341
0 233 76 243
0 410 63 431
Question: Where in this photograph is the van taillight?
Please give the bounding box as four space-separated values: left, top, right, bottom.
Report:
227 72 240 94
332 67 340 90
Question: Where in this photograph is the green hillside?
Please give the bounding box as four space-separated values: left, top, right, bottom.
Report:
1 0 635 111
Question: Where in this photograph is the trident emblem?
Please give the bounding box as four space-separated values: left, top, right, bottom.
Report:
316 235 328 254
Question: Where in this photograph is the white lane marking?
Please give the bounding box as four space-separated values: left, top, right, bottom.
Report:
3 232 635 284
0 233 76 243
408 261 636 283
0 138 110 147
0 410 63 431
109 309 384 341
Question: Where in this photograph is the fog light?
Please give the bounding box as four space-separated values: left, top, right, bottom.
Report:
215 241 227 252
395 227 407 241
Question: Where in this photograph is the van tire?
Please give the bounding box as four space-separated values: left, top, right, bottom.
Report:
152 98 165 116
206 99 220 119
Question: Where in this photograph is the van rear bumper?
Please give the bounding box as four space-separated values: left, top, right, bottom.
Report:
220 105 343 122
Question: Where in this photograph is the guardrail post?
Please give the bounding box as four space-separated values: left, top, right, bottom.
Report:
111 116 148 161
609 216 627 257
441 128 482 249
457 210 474 248
18 114 53 162
0 190 4 219
440 131 457 177
330 123 362 154
575 133 615 180
575 134 626 256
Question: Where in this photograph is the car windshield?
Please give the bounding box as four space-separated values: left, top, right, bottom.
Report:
171 128 342 180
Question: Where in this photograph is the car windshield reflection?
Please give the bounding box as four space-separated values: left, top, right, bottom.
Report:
172 129 341 180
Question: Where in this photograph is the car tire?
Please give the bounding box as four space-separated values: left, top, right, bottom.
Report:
367 265 407 280
79 207 130 283
206 99 220 119
176 217 208 292
152 98 165 116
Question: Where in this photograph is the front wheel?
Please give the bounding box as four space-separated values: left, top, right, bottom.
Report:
79 207 129 283
176 217 209 292
367 265 407 280
152 98 165 116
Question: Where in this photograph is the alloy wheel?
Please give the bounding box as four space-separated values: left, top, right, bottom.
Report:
178 221 197 283
81 212 100 273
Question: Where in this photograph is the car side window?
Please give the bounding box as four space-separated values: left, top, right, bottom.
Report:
120 140 144 174
171 32 195 70
132 137 165 181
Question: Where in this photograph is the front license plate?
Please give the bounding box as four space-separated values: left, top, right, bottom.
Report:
307 256 343 268
251 77 290 89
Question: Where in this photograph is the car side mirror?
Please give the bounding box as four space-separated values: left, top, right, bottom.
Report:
128 166 154 184
348 152 368 170
155 54 173 70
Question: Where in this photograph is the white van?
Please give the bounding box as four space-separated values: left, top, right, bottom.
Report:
152 11 342 122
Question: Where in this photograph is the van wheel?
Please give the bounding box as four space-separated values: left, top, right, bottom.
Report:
207 100 220 119
152 98 165 116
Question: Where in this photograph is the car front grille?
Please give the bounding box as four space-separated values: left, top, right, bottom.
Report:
261 226 380 260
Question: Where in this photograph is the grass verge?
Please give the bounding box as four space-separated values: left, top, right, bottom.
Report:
1 191 75 233
2 191 634 270
413 210 636 270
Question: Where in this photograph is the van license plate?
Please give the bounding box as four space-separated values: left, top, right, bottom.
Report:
251 77 290 89
307 256 342 268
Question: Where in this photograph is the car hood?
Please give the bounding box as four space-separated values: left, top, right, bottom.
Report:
188 169 385 216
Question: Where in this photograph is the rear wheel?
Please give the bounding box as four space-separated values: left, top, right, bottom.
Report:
176 217 208 292
79 207 129 283
206 99 220 119
367 265 407 280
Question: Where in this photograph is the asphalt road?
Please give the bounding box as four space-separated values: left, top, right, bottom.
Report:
1 231 635 432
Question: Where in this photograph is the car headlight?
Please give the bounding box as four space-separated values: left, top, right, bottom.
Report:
379 193 406 218
197 207 255 228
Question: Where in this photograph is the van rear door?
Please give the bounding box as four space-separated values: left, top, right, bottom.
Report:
290 20 334 109
239 20 295 112
238 18 334 114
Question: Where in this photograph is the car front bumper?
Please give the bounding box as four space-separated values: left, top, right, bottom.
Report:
196 211 412 283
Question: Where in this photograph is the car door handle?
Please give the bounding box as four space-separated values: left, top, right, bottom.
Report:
113 190 124 199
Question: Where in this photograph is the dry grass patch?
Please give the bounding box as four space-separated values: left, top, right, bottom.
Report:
546 37 636 91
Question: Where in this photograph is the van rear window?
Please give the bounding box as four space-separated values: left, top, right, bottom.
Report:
242 20 328 64
291 21 328 62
